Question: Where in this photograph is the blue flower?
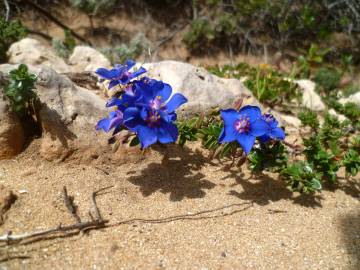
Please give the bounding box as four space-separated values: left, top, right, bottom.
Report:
96 110 124 132
259 113 285 142
218 105 268 154
133 78 188 122
122 79 188 148
95 60 146 89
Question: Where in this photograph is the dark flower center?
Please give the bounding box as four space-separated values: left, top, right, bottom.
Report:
234 115 250 133
145 110 161 127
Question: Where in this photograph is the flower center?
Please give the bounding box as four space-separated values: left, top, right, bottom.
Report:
149 96 163 110
145 110 161 127
234 115 250 133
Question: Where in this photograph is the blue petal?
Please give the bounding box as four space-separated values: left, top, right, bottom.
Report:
106 98 122 107
157 83 172 102
108 115 123 130
249 118 268 137
137 125 157 148
259 134 271 143
270 127 285 140
96 118 111 132
108 80 119 89
218 127 226 143
236 133 256 154
239 106 261 122
125 59 136 70
123 107 142 130
130 67 147 79
219 109 239 143
165 93 188 113
157 121 178 144
95 68 121 80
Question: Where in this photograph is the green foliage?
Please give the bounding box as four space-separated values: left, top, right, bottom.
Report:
177 117 201 147
342 149 360 176
183 18 215 52
328 100 360 129
0 19 27 63
4 64 37 114
281 162 323 193
100 33 150 64
314 67 341 92
296 44 331 77
298 109 320 130
303 135 340 183
183 1 358 54
69 0 117 15
52 30 76 59
248 142 287 173
208 63 301 107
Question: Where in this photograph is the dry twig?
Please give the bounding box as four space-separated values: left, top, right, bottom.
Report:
0 186 112 244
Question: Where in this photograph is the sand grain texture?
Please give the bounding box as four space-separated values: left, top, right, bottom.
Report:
0 141 359 270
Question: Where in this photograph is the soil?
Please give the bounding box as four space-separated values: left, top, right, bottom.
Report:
0 140 359 269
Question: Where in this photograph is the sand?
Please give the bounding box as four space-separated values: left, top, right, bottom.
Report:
0 140 359 270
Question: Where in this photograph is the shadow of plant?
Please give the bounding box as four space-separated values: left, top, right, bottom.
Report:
341 210 360 270
223 168 323 208
126 145 216 201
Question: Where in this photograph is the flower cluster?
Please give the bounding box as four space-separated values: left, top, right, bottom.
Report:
219 105 285 154
96 60 188 148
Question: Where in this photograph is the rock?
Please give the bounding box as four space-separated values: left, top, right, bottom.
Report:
295 79 326 111
69 46 111 73
7 38 70 73
329 109 347 122
143 61 257 117
339 91 360 107
0 184 17 224
33 66 107 161
0 92 25 159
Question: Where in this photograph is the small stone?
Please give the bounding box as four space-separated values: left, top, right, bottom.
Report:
0 184 17 224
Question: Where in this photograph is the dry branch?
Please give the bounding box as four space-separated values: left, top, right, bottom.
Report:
0 186 112 244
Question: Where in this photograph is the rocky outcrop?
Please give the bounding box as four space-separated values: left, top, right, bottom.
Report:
7 38 70 73
339 91 360 107
0 91 24 159
295 79 326 111
69 46 111 72
143 61 258 117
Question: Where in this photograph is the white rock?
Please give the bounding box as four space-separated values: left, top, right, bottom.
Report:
143 61 256 116
69 46 111 72
329 109 347 122
295 79 326 111
7 38 70 73
339 91 360 107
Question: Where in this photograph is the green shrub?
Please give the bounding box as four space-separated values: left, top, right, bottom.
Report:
0 19 27 63
99 33 150 64
314 67 341 92
4 64 37 114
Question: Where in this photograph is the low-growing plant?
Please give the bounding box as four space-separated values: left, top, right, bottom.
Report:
52 30 76 59
4 64 38 115
314 67 341 92
0 18 27 63
208 63 301 108
99 33 150 64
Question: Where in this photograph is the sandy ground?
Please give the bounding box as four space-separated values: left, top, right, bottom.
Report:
0 140 358 270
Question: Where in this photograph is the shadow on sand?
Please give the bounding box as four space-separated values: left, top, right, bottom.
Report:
126 145 216 201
